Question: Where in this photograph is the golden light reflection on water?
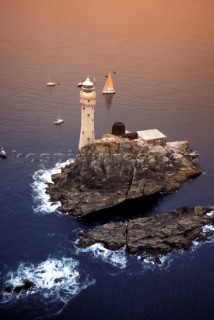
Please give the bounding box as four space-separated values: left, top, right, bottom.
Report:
0 0 213 115
1 0 214 48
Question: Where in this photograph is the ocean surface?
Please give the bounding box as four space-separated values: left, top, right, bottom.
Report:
1 0 214 319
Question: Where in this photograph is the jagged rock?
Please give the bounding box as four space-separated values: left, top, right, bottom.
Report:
46 134 201 216
3 286 12 293
4 280 36 294
78 207 214 256
54 277 64 284
78 223 127 250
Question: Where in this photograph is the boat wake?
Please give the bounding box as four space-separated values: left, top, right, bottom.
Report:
31 160 73 214
0 256 95 306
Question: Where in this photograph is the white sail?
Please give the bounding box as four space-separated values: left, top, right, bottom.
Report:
46 73 56 86
102 73 116 94
54 108 64 125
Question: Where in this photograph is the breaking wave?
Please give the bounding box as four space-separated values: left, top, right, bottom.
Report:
139 222 214 270
75 218 214 272
31 162 214 275
192 223 214 251
0 256 95 305
206 210 214 218
76 243 127 270
137 253 175 270
31 160 73 214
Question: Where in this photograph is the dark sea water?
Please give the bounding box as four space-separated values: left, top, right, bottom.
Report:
1 0 214 319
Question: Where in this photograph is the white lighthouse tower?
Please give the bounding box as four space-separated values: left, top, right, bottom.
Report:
79 77 96 150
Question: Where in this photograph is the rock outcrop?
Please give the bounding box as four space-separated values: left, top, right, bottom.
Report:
46 134 201 216
78 206 214 256
3 280 36 294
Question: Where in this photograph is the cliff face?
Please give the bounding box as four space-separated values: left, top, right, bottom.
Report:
46 134 201 217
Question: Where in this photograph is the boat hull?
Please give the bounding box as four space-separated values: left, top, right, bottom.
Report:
102 73 116 94
53 119 64 125
102 91 116 94
46 82 56 87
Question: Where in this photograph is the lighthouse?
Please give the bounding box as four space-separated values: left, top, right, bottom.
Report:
79 77 96 150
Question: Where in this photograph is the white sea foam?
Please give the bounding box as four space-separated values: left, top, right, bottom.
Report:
31 159 73 214
138 252 175 270
77 243 127 269
202 224 214 233
192 237 214 252
191 224 214 253
142 223 214 267
77 221 214 272
1 257 95 304
139 221 214 268
206 210 214 217
191 239 201 249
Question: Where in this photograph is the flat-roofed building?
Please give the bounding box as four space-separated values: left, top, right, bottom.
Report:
137 129 166 146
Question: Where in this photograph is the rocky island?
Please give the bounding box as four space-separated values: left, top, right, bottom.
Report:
78 206 214 257
45 77 210 261
46 129 201 217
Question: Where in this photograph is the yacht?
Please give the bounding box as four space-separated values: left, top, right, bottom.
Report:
0 147 7 158
54 109 64 125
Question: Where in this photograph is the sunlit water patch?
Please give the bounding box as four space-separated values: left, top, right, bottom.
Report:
31 160 73 214
0 257 95 305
